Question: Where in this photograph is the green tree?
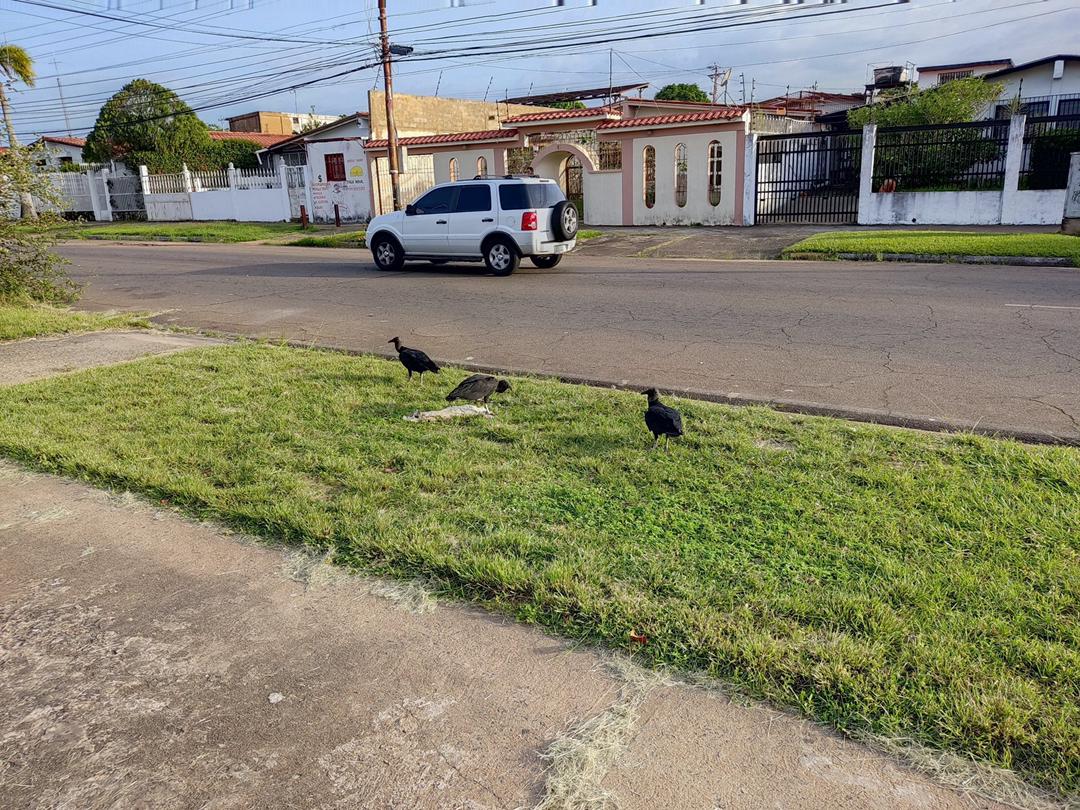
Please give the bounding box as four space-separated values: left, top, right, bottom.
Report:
0 44 39 219
847 77 1003 127
203 138 261 170
655 83 710 103
83 79 212 172
547 100 586 110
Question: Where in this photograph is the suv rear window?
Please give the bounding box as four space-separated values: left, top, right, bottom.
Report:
498 182 565 210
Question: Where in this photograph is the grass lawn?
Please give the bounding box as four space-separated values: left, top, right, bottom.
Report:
783 231 1080 265
578 229 602 240
0 303 150 341
70 221 310 243
285 231 367 248
0 344 1076 796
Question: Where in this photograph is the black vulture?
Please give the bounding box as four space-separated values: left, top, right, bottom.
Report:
388 337 440 382
643 388 683 448
446 373 512 404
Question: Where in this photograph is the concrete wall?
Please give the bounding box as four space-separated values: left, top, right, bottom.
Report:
628 130 741 226
145 192 192 221
367 92 558 138
189 188 290 221
860 190 1002 225
1002 189 1068 225
306 138 371 222
584 170 622 226
432 147 498 184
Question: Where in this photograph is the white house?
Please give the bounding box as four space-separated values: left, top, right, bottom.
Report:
30 136 86 169
982 55 1080 117
257 112 372 223
917 54 1080 118
916 59 1013 89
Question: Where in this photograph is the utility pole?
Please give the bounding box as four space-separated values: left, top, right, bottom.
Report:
53 58 72 136
708 64 722 104
378 0 402 212
607 48 613 106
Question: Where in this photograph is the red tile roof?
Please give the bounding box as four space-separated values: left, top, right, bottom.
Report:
502 106 621 123
598 109 746 130
209 130 292 147
41 135 86 147
365 129 520 149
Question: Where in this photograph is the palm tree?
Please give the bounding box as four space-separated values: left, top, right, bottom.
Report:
0 44 38 219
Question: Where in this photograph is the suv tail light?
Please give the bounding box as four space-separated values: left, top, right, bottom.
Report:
520 211 537 231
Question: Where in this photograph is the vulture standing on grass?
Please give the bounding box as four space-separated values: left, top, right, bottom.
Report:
446 374 512 404
388 337 440 382
643 388 683 448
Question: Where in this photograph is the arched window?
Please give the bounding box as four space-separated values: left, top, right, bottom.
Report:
476 155 487 177
449 157 459 182
643 145 655 209
708 141 723 206
674 143 687 207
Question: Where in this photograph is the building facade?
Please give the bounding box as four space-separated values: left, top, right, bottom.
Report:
226 110 343 136
364 101 757 226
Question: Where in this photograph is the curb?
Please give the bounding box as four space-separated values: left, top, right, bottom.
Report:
783 251 1077 267
192 327 1080 448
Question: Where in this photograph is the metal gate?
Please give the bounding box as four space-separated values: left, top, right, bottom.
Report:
755 131 862 224
285 165 307 219
105 173 146 220
563 155 583 214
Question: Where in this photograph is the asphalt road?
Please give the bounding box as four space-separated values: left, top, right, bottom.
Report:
61 241 1080 441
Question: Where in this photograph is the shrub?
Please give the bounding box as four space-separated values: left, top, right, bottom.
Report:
0 146 77 304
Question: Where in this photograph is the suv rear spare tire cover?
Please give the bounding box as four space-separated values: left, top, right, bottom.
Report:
552 200 579 241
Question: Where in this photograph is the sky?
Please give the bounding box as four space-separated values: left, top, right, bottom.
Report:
3 0 1078 140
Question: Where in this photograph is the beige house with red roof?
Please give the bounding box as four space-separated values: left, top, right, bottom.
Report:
365 97 762 226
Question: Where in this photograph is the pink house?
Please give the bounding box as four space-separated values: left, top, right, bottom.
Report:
365 99 768 226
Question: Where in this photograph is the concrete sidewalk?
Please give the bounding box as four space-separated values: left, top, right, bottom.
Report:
0 333 1038 809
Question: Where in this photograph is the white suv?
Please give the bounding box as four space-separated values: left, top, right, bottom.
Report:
366 177 579 276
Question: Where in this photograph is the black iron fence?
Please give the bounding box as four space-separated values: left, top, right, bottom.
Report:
755 130 862 224
872 119 1010 192
1021 114 1080 190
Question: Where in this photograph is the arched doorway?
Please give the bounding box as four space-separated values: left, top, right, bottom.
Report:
530 144 595 220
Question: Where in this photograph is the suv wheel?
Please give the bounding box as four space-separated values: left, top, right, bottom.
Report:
484 238 519 276
530 255 562 269
552 200 579 241
371 234 405 271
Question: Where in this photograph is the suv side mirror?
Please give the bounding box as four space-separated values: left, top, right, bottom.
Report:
405 204 417 216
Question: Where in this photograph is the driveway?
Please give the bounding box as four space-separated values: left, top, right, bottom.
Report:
62 241 1080 441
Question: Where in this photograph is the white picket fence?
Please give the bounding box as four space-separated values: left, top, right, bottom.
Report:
140 162 296 222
